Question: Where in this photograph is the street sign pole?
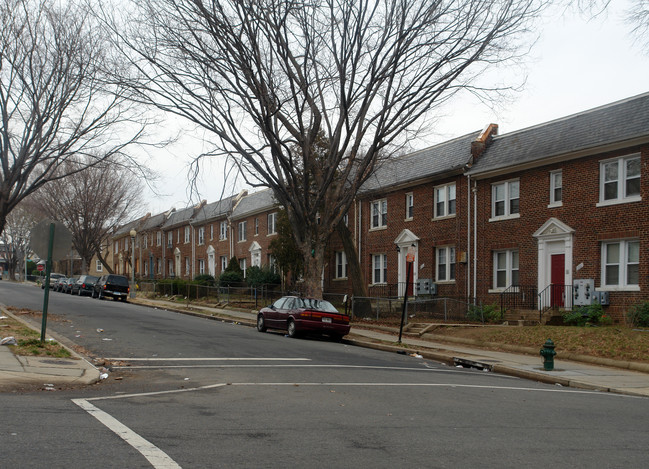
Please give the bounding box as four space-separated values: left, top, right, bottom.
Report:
40 223 55 343
398 247 416 344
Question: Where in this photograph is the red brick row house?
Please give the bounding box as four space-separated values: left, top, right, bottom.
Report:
112 92 649 320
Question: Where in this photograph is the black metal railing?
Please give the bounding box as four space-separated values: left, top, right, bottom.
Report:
538 284 574 322
500 284 538 315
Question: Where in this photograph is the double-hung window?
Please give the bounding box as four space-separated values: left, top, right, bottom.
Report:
238 221 247 242
405 193 414 220
268 212 277 235
602 239 639 288
492 180 519 219
372 254 387 284
167 232 173 248
198 227 205 245
434 183 456 218
184 226 190 244
335 251 348 279
156 231 162 246
371 199 387 229
220 221 227 240
436 246 456 282
599 154 641 205
549 170 562 206
199 259 205 275
493 250 519 289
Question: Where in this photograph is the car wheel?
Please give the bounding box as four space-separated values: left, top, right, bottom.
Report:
98 290 104 300
287 319 298 338
257 315 267 332
120 297 127 302
78 289 82 296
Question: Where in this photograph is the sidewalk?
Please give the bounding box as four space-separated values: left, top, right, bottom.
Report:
0 306 100 389
2 297 649 397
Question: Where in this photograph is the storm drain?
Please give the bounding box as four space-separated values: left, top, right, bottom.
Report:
453 357 493 371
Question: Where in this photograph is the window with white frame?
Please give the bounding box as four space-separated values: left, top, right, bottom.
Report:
220 221 227 240
493 250 519 289
96 259 103 272
335 251 348 279
405 193 414 219
434 183 456 218
210 224 214 240
371 199 387 229
492 180 519 218
550 170 562 205
167 232 173 248
198 227 205 245
168 259 174 276
125 237 129 250
220 256 228 272
157 259 161 275
239 258 247 277
268 212 277 235
602 239 639 288
199 259 205 275
184 226 190 243
436 246 456 282
599 154 641 205
144 261 148 277
255 218 259 235
114 241 118 253
143 235 148 249
238 221 247 242
342 213 349 226
185 257 190 276
156 231 162 246
268 254 277 274
372 254 387 284
177 229 180 243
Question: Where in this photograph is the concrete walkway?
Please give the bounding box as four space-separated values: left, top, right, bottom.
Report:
2 298 649 397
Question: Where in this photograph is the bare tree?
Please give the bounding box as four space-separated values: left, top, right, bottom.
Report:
0 202 39 280
102 0 548 296
0 0 151 237
626 0 649 52
32 158 143 274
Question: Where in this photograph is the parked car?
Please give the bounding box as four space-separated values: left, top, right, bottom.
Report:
42 273 65 289
92 274 130 301
257 296 351 340
53 277 68 292
63 277 77 294
71 275 99 296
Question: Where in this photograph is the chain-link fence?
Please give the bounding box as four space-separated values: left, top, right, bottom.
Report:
350 296 473 323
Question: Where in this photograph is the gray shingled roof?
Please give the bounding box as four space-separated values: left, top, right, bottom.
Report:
192 195 236 224
140 211 168 231
231 189 278 219
359 131 480 194
162 205 196 229
467 92 649 176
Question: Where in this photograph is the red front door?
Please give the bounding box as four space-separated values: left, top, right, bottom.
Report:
550 254 565 307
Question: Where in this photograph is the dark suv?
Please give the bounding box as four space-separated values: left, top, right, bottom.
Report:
93 274 130 302
72 275 99 296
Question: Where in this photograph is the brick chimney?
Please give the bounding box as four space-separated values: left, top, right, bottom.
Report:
470 123 498 162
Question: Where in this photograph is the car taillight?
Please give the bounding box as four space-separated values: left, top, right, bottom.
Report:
103 285 107 290
127 286 130 293
82 283 86 288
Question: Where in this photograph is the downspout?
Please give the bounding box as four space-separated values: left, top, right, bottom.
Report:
191 225 196 279
357 200 362 266
466 174 471 303
473 179 478 305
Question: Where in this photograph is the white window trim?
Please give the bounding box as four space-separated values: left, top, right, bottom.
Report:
433 183 457 219
490 179 520 221
600 239 640 291
220 221 228 241
371 253 387 285
597 154 642 207
268 212 277 235
96 260 103 272
405 193 414 221
238 221 247 242
548 170 563 208
184 226 190 244
436 246 456 283
489 249 519 292
335 251 348 280
370 199 388 230
198 227 205 245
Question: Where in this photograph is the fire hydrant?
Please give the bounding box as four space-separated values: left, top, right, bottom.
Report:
540 339 556 371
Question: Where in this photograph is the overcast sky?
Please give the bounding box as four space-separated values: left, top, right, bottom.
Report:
142 0 649 215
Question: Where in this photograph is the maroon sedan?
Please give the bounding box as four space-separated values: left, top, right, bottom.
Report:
257 296 351 340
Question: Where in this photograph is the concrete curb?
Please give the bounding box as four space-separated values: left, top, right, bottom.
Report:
0 305 101 386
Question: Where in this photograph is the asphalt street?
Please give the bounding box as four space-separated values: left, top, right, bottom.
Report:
1 282 649 468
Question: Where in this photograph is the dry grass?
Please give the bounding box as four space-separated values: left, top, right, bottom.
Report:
428 325 649 363
1 308 72 358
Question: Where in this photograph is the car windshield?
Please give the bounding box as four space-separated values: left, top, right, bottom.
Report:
297 298 338 313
